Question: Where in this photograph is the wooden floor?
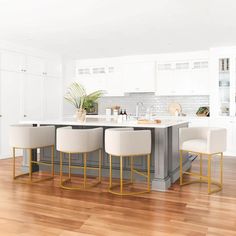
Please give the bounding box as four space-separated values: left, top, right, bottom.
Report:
1 156 236 236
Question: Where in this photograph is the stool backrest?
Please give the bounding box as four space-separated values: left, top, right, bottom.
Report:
9 125 55 149
56 127 103 153
105 128 151 156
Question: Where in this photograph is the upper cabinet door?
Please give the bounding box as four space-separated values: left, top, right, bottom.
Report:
0 51 25 73
45 59 62 77
123 61 156 93
26 56 45 76
190 60 209 95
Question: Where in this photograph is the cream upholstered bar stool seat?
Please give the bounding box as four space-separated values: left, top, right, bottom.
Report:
105 128 151 196
56 126 103 190
179 127 226 194
9 125 55 183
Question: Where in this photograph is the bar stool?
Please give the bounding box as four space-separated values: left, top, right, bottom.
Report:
179 127 227 194
56 126 103 190
9 125 55 183
105 128 151 196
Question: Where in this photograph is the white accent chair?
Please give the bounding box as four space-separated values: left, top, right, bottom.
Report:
179 127 227 194
56 126 103 190
105 128 151 196
9 125 55 183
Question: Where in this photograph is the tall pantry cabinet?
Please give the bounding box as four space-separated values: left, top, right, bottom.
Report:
0 49 62 158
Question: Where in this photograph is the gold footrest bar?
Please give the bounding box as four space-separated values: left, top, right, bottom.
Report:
183 171 208 179
61 178 101 190
31 161 53 166
108 189 150 196
133 169 148 178
181 179 222 194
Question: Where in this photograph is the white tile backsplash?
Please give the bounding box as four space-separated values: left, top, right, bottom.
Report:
98 94 209 116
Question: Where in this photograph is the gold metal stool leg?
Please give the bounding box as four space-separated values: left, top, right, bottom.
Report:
60 151 63 185
147 154 151 192
179 150 183 185
51 145 54 177
29 148 32 182
120 156 123 194
98 149 102 182
109 154 112 188
13 148 16 179
208 155 211 194
68 153 71 180
84 153 87 188
130 156 133 184
200 153 203 181
220 152 223 187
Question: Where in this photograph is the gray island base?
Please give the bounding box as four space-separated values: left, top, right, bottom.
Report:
21 117 190 191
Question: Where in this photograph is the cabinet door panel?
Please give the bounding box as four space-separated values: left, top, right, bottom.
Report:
124 62 156 93
0 71 22 157
26 56 45 76
43 77 62 119
0 51 25 72
23 75 43 120
45 60 62 77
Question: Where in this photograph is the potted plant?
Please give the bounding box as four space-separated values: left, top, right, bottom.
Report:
64 82 103 122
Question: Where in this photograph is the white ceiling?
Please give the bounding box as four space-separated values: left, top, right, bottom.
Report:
0 0 235 58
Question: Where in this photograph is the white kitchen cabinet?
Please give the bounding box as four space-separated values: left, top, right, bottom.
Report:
43 76 62 119
76 63 124 96
156 60 209 95
22 74 44 120
0 50 25 73
45 59 62 77
0 71 22 158
123 61 156 93
26 55 45 76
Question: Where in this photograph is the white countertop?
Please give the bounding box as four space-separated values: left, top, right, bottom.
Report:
20 116 188 128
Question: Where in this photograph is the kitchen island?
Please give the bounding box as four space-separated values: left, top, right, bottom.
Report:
20 117 190 191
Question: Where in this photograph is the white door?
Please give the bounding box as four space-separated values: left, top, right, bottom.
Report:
45 59 62 77
156 63 174 95
43 76 62 119
190 61 209 95
0 51 25 73
26 55 45 76
124 62 156 93
0 71 22 158
22 74 43 120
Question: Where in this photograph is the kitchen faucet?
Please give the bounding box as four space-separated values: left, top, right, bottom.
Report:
136 102 144 118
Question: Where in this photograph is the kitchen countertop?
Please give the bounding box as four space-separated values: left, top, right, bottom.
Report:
20 116 188 128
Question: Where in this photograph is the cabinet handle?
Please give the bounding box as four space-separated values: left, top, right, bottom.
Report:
0 115 2 117
24 115 27 117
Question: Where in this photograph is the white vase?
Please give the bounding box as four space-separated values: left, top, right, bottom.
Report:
75 109 86 122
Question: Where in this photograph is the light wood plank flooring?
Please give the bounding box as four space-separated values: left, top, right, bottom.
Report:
0 156 236 236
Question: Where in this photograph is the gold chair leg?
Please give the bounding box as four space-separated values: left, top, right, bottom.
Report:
179 150 183 185
51 145 54 177
60 152 63 184
208 155 211 194
29 149 32 182
120 156 123 194
130 156 133 184
68 153 71 180
200 153 203 181
13 147 16 179
84 153 87 188
98 149 102 182
220 152 223 186
109 154 112 188
147 154 151 192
